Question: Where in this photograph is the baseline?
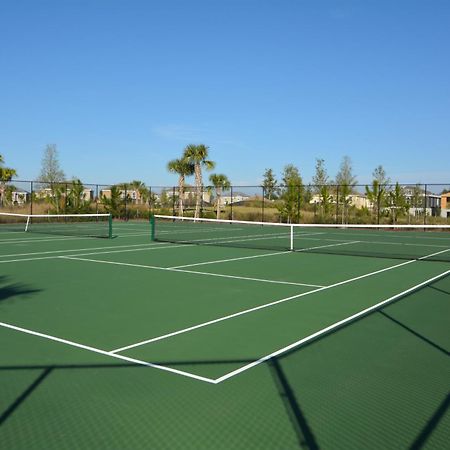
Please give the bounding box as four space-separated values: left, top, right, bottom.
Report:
0 321 215 384
214 269 450 383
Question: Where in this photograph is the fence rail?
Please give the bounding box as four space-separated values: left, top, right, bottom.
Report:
1 180 449 225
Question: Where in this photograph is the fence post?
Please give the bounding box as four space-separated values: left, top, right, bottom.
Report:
230 186 233 220
96 185 99 214
424 184 427 225
335 185 339 224
124 186 127 220
172 186 176 216
30 181 34 215
200 186 204 218
65 183 68 214
262 186 265 222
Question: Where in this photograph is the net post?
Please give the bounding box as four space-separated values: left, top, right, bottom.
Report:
290 224 294 251
150 214 155 241
108 214 113 238
25 215 31 232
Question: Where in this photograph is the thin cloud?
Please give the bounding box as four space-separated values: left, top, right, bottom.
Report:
151 124 210 142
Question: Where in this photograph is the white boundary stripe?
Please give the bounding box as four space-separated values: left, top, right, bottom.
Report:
159 231 323 247
0 321 216 384
0 244 185 264
60 256 324 288
214 269 450 383
170 250 291 269
0 231 151 245
0 242 169 259
169 241 359 270
297 235 449 249
110 256 425 354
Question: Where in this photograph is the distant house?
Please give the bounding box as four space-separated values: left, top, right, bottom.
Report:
309 193 372 209
36 187 94 202
99 188 146 204
11 189 30 205
441 192 450 218
81 188 94 201
403 186 441 217
165 188 212 205
218 192 250 207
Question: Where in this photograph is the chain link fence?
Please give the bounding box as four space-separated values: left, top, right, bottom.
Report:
2 180 449 225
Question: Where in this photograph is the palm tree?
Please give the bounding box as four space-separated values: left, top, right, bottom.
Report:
183 144 215 218
101 185 123 218
0 154 18 207
129 180 150 205
209 174 231 219
167 158 195 216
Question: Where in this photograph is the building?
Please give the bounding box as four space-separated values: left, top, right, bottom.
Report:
309 193 373 209
218 192 250 207
403 186 441 217
11 189 30 205
441 191 450 218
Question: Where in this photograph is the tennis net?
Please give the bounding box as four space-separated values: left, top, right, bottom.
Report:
151 215 450 262
0 212 113 238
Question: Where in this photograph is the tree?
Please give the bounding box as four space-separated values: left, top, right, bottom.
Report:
335 156 357 223
209 174 231 219
365 165 391 223
183 144 215 218
312 158 332 219
38 144 65 184
0 154 18 207
100 186 123 217
388 182 407 224
262 168 278 200
66 179 92 213
167 158 195 216
277 164 303 223
129 180 151 205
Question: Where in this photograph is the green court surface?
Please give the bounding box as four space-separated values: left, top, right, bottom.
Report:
1 220 449 449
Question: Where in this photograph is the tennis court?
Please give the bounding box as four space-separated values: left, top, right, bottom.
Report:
1 215 449 449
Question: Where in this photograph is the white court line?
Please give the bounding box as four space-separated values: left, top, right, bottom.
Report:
0 243 187 264
61 255 324 288
298 235 449 249
162 231 323 247
214 269 450 383
0 231 151 245
110 251 441 354
170 250 291 269
0 242 168 259
0 321 216 384
169 240 359 270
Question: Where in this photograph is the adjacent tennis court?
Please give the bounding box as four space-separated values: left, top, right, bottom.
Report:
1 215 449 449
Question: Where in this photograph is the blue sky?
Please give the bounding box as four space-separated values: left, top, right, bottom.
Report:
1 0 449 187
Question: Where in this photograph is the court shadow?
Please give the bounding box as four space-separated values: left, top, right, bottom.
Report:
0 276 42 304
409 393 450 450
0 355 315 450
